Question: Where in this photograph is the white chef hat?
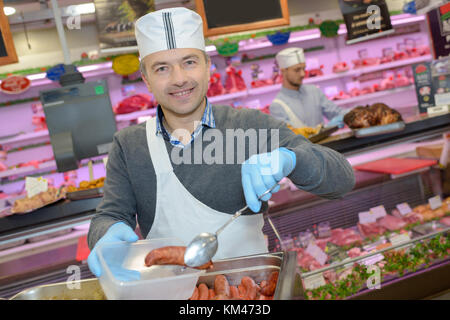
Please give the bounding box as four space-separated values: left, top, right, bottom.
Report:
135 7 206 60
275 47 305 69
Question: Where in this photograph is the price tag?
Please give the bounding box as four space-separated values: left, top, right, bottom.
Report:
370 205 387 219
25 176 48 198
428 195 442 210
303 273 326 290
390 233 411 246
358 253 384 266
390 233 412 251
396 203 412 216
359 211 377 224
306 242 328 266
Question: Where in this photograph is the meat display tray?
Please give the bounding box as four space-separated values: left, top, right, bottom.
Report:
9 251 301 300
67 188 104 200
353 121 405 138
10 196 66 215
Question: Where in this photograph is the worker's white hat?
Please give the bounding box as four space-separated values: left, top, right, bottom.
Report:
275 47 305 69
135 7 205 60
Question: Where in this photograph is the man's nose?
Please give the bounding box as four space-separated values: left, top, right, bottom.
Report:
171 65 188 87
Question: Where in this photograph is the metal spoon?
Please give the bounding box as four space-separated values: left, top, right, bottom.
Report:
184 183 281 267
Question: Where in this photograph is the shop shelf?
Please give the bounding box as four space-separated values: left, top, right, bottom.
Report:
0 108 158 148
333 85 415 106
0 130 50 146
208 90 248 103
0 160 56 179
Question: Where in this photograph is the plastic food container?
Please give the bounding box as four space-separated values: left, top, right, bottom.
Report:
97 237 205 300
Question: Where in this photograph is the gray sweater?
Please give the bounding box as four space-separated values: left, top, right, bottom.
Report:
270 85 347 127
87 105 355 249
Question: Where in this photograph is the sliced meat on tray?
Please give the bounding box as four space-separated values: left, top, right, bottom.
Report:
377 215 408 231
357 222 386 238
330 228 363 246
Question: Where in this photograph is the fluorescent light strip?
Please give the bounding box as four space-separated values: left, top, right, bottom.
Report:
78 62 112 72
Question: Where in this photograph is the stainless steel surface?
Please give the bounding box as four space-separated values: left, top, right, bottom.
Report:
10 278 105 300
67 187 104 200
185 183 280 268
0 213 93 245
354 121 405 138
0 239 26 251
9 251 299 300
27 228 72 243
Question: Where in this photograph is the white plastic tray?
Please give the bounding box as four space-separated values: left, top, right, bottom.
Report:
97 237 205 300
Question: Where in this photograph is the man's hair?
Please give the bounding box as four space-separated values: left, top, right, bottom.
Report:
140 50 210 79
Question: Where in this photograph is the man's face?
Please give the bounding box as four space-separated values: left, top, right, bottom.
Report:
282 63 306 88
141 48 211 116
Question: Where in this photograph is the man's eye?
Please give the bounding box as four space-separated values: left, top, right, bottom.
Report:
156 66 168 72
185 60 196 66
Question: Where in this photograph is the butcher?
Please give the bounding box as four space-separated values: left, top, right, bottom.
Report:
87 7 355 280
269 47 348 129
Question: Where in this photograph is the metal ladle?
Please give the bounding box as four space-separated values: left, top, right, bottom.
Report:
184 184 283 268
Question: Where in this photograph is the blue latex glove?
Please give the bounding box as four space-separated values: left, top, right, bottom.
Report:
241 147 296 213
87 222 140 281
326 114 345 128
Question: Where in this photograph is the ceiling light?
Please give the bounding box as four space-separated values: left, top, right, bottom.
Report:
3 7 16 16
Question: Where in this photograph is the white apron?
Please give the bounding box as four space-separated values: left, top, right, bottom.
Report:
273 98 307 128
145 117 268 261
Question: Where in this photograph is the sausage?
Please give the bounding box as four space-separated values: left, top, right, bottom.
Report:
208 289 215 300
144 246 213 270
189 286 199 300
260 271 279 296
198 283 209 300
214 275 230 297
229 286 240 300
214 294 230 300
238 284 246 299
241 276 257 300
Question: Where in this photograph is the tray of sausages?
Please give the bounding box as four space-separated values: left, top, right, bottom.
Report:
144 246 299 300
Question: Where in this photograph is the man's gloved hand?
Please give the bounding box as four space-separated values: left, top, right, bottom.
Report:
326 114 345 128
87 222 140 281
241 147 296 213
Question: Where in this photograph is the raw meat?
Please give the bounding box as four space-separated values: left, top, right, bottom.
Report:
224 65 246 93
440 217 450 226
333 62 349 73
377 215 407 231
114 94 153 114
207 73 225 97
401 212 424 225
357 222 386 238
394 74 410 87
330 228 363 247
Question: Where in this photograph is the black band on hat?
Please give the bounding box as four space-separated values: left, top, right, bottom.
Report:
162 12 176 50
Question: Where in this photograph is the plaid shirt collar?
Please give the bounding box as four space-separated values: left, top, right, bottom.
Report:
155 97 215 148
